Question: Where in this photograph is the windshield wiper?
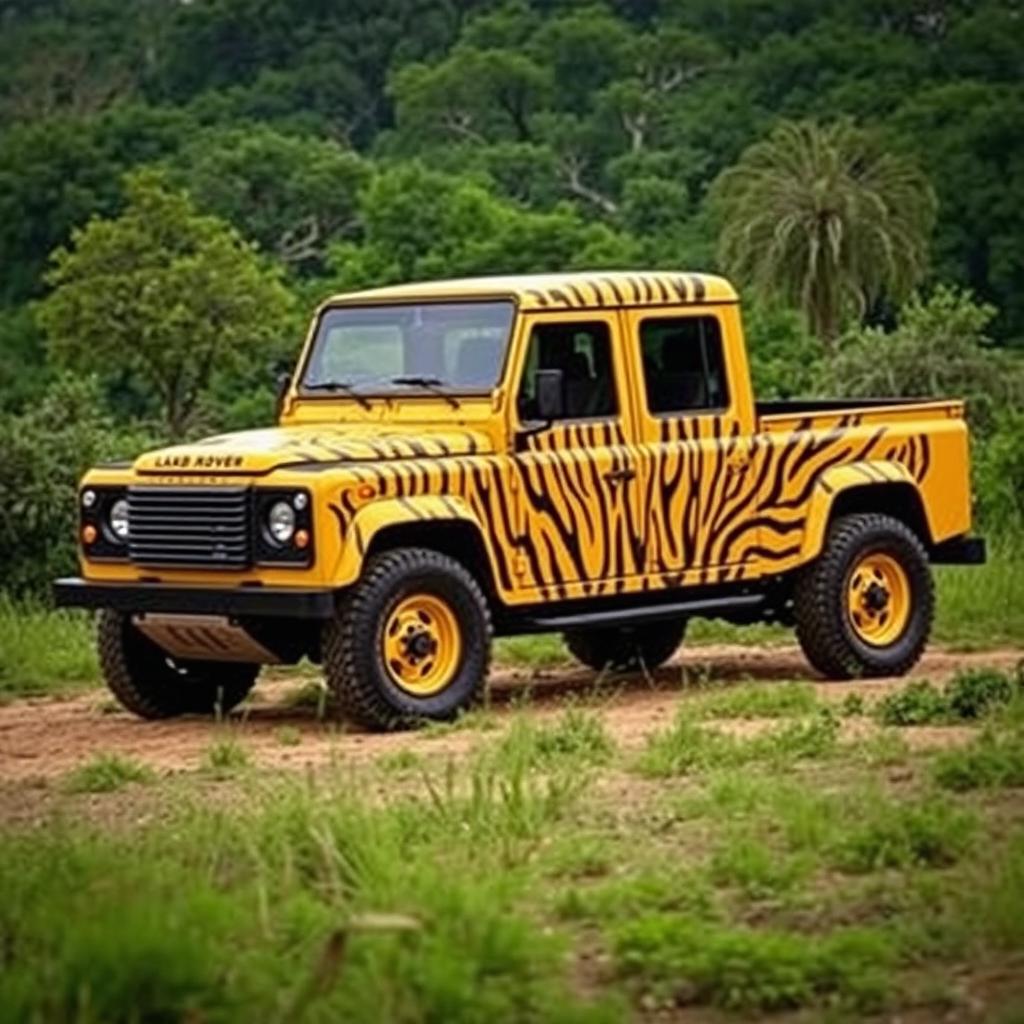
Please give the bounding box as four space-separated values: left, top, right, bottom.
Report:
389 376 460 409
303 379 372 410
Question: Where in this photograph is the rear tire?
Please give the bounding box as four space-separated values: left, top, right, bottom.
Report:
564 619 687 673
323 547 492 731
98 611 258 719
794 513 933 679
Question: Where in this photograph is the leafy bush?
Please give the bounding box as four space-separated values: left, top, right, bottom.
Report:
974 411 1024 535
0 375 156 597
832 287 1024 436
946 666 1021 720
875 680 949 726
875 669 1020 728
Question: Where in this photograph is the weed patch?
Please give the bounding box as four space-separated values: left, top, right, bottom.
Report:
614 915 894 1012
829 798 977 873
638 710 838 777
933 729 1024 791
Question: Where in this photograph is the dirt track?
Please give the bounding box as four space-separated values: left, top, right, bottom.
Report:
2 645 1021 795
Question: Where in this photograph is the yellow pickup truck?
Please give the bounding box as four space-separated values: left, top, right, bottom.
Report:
55 272 984 729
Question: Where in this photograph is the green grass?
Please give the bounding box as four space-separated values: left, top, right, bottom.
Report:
934 547 1024 647
63 753 155 794
0 759 619 1024
4 709 1024 1021
0 597 97 700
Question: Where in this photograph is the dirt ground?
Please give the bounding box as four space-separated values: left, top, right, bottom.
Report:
2 644 1020 798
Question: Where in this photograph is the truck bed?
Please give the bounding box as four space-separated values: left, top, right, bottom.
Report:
756 396 964 431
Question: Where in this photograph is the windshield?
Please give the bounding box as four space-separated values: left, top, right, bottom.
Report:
301 301 515 395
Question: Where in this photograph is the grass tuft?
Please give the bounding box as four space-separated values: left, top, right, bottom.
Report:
202 736 251 777
63 753 155 794
493 705 615 771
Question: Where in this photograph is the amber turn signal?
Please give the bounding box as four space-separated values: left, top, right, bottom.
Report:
81 524 97 545
294 529 310 550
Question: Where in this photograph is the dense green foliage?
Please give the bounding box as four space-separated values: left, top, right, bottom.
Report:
0 0 1022 595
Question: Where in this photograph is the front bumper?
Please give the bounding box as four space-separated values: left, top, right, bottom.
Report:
53 578 337 619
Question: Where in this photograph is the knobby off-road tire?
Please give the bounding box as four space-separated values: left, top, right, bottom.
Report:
564 619 687 673
323 547 492 731
98 611 259 719
794 513 934 679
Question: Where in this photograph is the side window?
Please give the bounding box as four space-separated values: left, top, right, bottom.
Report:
517 321 617 421
639 316 729 414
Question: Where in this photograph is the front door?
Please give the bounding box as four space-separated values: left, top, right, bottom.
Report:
508 311 643 600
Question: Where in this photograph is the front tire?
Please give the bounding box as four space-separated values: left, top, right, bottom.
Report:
564 619 687 673
323 548 492 731
98 611 258 719
794 513 933 679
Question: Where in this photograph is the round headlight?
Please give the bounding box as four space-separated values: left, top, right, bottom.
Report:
81 489 97 509
267 501 296 544
109 498 129 541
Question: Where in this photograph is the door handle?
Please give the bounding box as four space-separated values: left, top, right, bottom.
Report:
603 467 637 484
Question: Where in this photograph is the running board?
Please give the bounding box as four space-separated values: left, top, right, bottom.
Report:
525 594 766 631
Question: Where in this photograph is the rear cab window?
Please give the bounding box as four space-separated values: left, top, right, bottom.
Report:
638 315 729 415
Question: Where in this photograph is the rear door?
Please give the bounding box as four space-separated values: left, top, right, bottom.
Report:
623 306 759 582
507 309 644 598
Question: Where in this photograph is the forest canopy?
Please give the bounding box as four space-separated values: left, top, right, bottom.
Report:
1 0 1023 592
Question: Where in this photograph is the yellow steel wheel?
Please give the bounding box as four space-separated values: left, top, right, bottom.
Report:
845 552 911 647
381 592 462 696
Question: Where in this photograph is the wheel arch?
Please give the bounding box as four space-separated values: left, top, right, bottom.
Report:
331 496 499 602
798 462 934 564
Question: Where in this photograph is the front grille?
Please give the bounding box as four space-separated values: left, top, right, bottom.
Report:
127 487 251 569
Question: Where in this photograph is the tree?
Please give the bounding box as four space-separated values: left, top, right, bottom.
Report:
171 127 369 273
831 286 1024 436
38 171 295 437
712 119 936 350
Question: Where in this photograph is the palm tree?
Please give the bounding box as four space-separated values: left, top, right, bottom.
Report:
712 120 936 352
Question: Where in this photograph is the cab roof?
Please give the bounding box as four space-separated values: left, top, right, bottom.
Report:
325 271 737 312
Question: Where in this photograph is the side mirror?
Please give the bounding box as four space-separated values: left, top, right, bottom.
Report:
274 370 292 419
535 368 565 422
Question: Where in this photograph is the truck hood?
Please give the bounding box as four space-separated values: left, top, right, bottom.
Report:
134 425 493 475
